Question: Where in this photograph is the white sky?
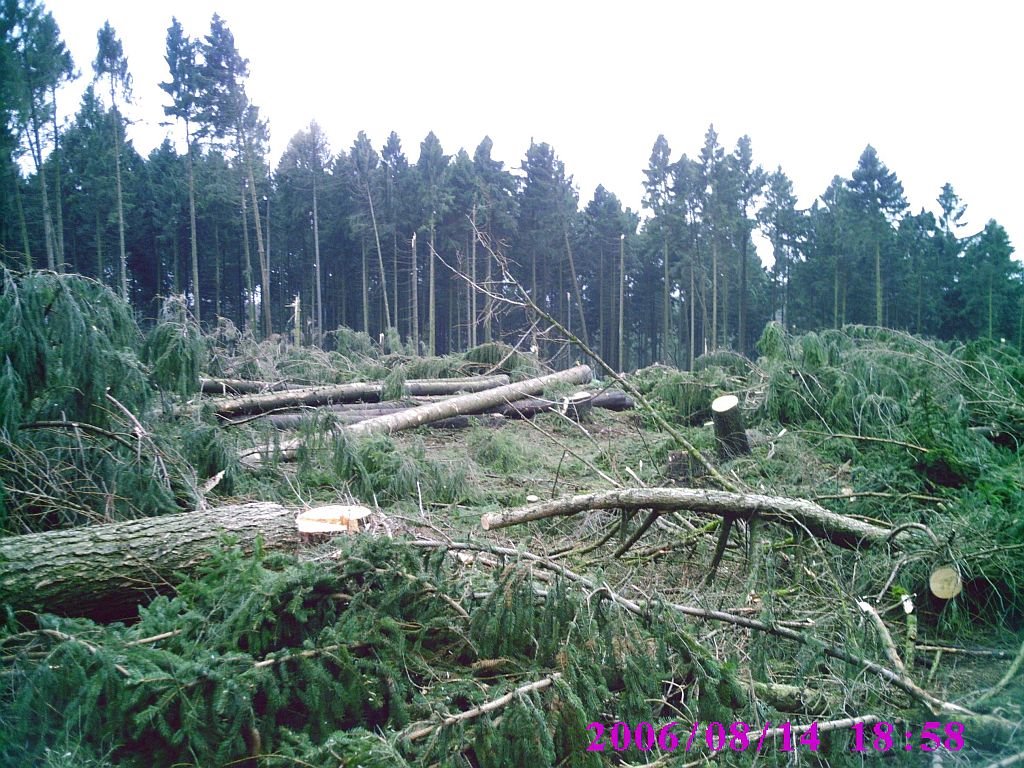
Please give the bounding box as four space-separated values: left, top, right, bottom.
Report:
44 0 1022 257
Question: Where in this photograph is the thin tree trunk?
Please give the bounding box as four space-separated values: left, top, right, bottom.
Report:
411 232 419 351
833 254 840 329
187 132 200 325
96 210 103 282
662 237 670 362
429 222 436 356
11 168 32 269
27 116 55 271
361 237 369 334
874 240 883 326
215 226 222 318
50 86 65 271
739 226 748 353
240 179 256 333
618 234 625 371
312 172 323 342
564 224 589 347
484 228 492 343
365 182 391 330
470 204 477 347
244 148 271 338
689 259 696 369
112 106 127 301
711 239 718 351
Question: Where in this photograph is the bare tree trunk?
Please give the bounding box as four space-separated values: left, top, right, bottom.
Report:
312 172 323 342
564 224 590 347
187 135 200 324
618 233 625 370
10 166 32 269
112 106 127 300
246 153 271 338
366 181 391 331
411 232 419 351
470 205 478 347
711 238 718 351
50 86 65 271
240 179 256 333
428 222 437 356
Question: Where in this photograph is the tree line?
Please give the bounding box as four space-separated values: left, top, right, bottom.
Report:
3 1 1021 370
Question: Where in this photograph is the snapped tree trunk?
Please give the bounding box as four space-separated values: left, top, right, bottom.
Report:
0 502 300 620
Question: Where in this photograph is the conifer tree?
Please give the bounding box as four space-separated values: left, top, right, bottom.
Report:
93 21 132 301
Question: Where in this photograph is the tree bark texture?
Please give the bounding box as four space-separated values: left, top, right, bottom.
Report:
480 487 916 550
0 503 300 620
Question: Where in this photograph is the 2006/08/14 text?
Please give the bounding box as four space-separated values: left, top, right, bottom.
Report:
586 720 965 753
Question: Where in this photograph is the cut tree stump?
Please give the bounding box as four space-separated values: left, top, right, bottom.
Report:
0 502 301 620
711 394 751 460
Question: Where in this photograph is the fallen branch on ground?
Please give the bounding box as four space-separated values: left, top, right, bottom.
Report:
480 486 930 550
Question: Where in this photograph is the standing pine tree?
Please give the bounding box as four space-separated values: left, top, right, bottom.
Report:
93 21 131 301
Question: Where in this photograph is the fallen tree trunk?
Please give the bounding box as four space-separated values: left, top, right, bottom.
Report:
497 389 633 419
259 388 632 429
480 487 920 550
200 377 295 395
346 365 592 436
209 375 511 418
0 502 300 620
241 366 593 464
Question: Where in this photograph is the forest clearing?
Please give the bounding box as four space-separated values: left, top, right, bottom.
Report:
3 5 1023 765
1 269 1022 767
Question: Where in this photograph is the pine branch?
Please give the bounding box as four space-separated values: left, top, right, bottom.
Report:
403 672 561 742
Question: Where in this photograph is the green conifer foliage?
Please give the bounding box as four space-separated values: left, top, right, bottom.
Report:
0 268 148 429
1 537 743 767
143 295 205 397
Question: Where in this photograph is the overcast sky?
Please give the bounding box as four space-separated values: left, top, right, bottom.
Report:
44 0 1022 257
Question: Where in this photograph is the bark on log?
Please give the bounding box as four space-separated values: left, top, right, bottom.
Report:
711 394 751 460
0 502 300 620
200 377 294 395
257 389 631 428
241 366 593 464
345 365 591 436
479 487 916 550
209 375 511 418
492 389 633 419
